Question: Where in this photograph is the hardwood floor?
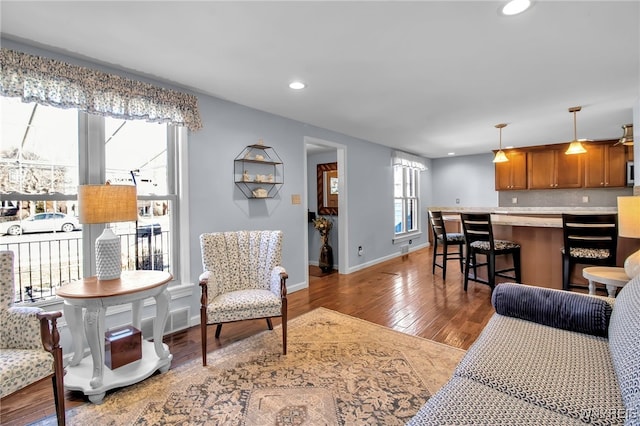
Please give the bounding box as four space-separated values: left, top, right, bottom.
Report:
1 246 495 425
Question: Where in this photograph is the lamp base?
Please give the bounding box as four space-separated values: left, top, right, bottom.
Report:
624 249 640 279
96 228 122 280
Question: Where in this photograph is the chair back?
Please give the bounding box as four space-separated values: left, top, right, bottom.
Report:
200 230 283 294
0 251 15 311
429 211 446 241
562 214 618 263
460 213 495 250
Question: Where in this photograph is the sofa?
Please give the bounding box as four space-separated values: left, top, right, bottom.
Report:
409 275 640 425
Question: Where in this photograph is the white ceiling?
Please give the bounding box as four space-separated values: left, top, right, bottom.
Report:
1 1 638 158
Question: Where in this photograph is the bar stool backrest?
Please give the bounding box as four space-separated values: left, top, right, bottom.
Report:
460 213 495 250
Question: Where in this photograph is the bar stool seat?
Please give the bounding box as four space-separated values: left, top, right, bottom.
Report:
470 240 520 251
461 213 521 292
429 211 465 280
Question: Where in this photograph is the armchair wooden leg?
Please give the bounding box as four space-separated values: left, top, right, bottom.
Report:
37 312 66 425
201 322 208 367
282 299 288 355
266 318 273 330
215 323 223 338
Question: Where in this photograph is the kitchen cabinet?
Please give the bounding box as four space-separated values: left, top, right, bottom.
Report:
584 143 627 188
494 150 527 190
234 143 284 198
527 146 583 189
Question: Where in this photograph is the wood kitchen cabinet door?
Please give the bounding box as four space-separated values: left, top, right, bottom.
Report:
528 150 556 189
527 148 582 189
554 150 583 188
584 143 627 188
495 150 527 190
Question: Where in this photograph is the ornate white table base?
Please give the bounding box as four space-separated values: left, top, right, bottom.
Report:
582 266 630 298
58 271 173 404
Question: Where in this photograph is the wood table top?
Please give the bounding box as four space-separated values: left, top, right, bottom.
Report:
56 270 173 299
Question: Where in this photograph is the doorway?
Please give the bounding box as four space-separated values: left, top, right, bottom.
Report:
304 137 347 283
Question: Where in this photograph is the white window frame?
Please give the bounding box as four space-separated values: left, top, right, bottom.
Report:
393 164 421 243
79 113 183 283
1 101 186 305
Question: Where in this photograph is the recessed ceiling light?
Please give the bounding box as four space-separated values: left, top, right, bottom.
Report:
289 81 306 90
448 152 455 156
501 0 531 16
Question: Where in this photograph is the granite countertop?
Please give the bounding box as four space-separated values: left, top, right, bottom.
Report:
430 206 618 228
428 206 617 215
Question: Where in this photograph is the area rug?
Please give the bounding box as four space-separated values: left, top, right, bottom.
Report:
34 307 465 425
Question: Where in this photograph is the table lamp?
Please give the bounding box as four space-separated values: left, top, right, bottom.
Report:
78 183 138 280
617 196 640 278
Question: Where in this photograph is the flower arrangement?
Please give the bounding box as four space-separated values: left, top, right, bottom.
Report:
313 216 333 244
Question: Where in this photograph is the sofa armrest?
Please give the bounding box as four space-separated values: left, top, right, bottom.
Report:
491 283 612 337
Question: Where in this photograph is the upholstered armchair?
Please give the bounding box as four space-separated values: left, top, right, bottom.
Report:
0 251 65 425
199 230 288 366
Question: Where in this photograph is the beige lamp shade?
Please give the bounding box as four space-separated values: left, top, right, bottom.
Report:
78 184 138 224
618 196 640 278
618 196 640 238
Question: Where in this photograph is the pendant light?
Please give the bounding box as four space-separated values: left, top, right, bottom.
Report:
617 124 634 146
493 123 509 163
565 106 587 155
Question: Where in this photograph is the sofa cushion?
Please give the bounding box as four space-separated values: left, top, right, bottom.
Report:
408 375 585 425
454 314 626 425
608 275 640 424
492 283 612 337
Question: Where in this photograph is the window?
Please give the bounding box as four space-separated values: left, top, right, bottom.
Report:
1 97 183 303
394 164 420 237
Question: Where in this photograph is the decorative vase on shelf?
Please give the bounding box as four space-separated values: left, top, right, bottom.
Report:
319 233 334 273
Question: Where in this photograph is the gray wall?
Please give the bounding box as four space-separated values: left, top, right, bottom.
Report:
430 153 498 207
188 93 432 285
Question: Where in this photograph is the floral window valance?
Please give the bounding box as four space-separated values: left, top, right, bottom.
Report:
0 48 202 131
392 150 427 171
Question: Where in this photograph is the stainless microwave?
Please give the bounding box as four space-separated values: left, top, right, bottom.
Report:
628 161 635 186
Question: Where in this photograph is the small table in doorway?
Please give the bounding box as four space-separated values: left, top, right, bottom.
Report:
582 267 630 298
56 270 173 404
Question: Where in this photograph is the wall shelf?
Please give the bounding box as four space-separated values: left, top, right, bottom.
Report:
234 143 284 198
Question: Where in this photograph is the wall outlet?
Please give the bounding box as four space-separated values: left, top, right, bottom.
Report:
358 246 363 256
511 197 518 204
582 196 589 203
455 198 460 204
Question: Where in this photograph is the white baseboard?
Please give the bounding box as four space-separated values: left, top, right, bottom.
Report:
346 242 428 274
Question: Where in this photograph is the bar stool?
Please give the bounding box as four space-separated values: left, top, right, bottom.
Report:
460 213 521 291
561 213 618 293
429 211 465 280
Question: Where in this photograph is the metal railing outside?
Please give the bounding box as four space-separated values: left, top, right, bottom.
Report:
2 231 171 303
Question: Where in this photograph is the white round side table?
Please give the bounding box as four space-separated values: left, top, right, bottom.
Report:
582 267 630 298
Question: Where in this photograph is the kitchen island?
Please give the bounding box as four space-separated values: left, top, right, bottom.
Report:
429 207 640 291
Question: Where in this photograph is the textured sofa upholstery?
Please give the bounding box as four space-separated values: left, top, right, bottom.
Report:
409 276 640 426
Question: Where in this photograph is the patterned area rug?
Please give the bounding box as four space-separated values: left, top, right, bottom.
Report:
34 308 465 425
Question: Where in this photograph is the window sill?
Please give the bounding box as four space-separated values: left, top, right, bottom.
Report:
393 232 422 245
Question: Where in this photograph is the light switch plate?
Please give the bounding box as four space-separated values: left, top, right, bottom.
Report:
291 194 301 205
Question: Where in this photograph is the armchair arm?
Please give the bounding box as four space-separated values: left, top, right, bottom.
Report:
199 271 220 307
37 311 62 354
492 283 613 337
270 266 288 297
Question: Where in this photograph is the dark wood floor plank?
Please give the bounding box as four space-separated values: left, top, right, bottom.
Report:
0 246 495 425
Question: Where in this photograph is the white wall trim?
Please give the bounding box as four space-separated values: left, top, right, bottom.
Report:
304 136 348 274
345 242 428 274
